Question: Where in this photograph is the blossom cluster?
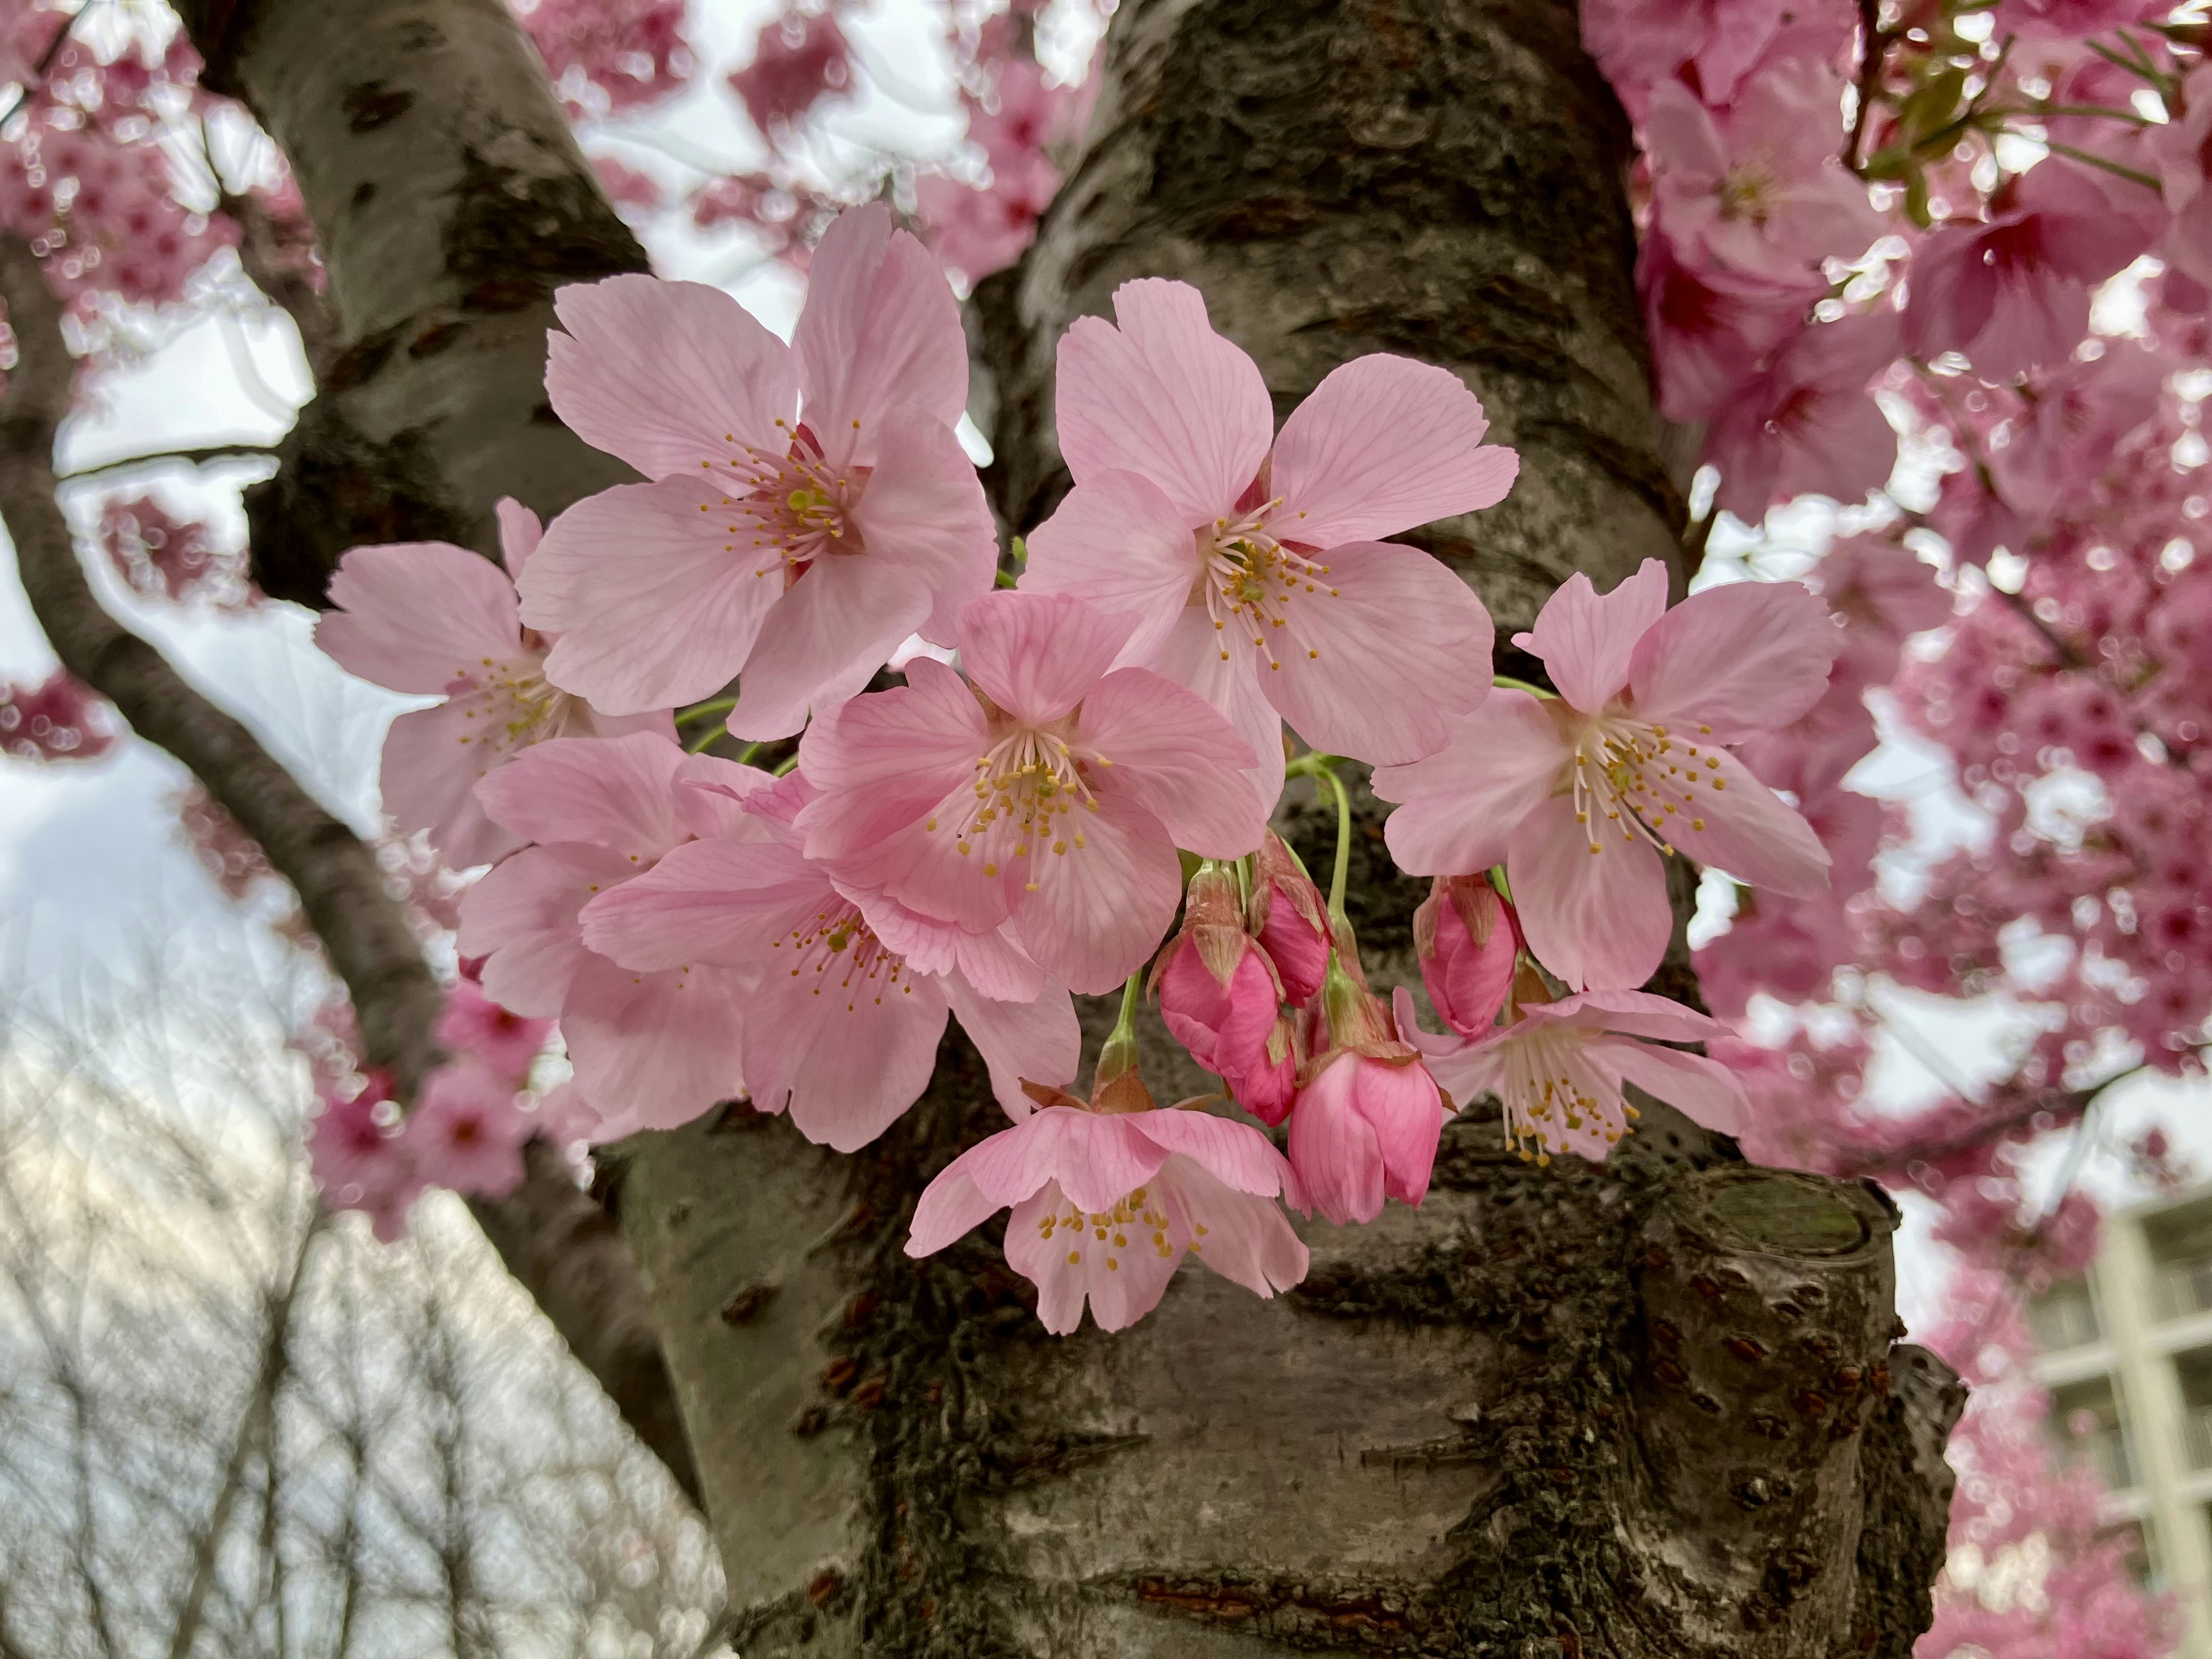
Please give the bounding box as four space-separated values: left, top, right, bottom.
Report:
306 200 1838 1333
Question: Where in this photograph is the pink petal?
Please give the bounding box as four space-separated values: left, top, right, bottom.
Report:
1054 278 1271 524
1270 356 1519 546
547 274 797 480
727 556 934 741
1506 793 1671 991
1355 1058 1445 1208
942 971 1082 1122
1265 540 1495 765
1002 1183 1180 1333
1079 666 1264 857
1373 690 1566 874
1527 987 1731 1044
1671 748 1831 897
379 698 525 868
1627 578 1840 741
1155 1157 1308 1300
495 499 543 577
906 1160 1014 1257
1143 604 1287 806
797 657 992 858
671 753 781 840
525 476 782 715
1513 559 1669 714
744 971 949 1152
579 835 825 971
474 730 691 858
957 590 1135 725
846 408 997 643
949 1106 1161 1217
1129 1108 1294 1198
456 844 632 1017
1601 1040 1750 1136
1285 1053 1385 1225
1020 471 1200 665
319 542 520 695
793 204 967 449
561 956 749 1130
1009 790 1185 994
1391 987 1501 1113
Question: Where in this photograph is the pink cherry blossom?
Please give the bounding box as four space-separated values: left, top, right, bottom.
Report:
577 771 1080 1152
520 203 994 737
1248 830 1330 1007
398 1058 532 1200
1286 1046 1448 1226
1705 312 1902 520
796 592 1270 994
0 670 114 763
318 499 671 866
1414 874 1520 1038
1986 345 2165 525
434 977 554 1082
914 156 1060 286
100 495 252 609
1394 986 1748 1165
1645 64 1883 275
308 1071 420 1241
455 732 754 1130
1021 278 1514 782
726 5 851 134
1581 0 1840 118
1153 863 1297 1121
1374 561 1839 991
1903 161 2153 382
1637 226 1828 423
2154 65 2212 287
905 1099 1308 1334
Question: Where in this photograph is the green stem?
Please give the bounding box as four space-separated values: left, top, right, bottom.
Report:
1491 673 1555 698
1311 761 1354 925
1096 969 1145 1087
685 723 725 755
673 696 737 727
734 741 764 767
994 567 1020 589
774 750 802 777
2040 138 2162 191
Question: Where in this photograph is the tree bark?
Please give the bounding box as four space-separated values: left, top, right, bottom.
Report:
607 2 1963 1655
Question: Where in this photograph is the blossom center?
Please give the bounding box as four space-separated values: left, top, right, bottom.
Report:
1566 711 1724 858
1498 1027 1637 1164
1036 1181 1182 1271
452 652 583 755
703 419 870 586
926 712 1105 892
1190 501 1337 673
771 897 914 1010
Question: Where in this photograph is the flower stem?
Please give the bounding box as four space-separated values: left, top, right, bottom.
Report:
1491 673 1555 698
673 695 737 727
1097 969 1144 1086
1308 760 1354 926
685 722 726 755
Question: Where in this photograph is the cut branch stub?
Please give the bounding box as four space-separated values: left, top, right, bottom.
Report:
1631 1166 1909 1649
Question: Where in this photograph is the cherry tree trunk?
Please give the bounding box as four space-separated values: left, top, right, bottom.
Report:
177 0 1963 1653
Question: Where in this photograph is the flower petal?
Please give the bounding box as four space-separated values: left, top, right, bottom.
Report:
1079 667 1265 857
579 835 825 971
847 408 997 643
1145 603 1288 806
1155 1158 1308 1300
525 476 783 715
1266 540 1495 764
1003 1182 1181 1334
1270 355 1518 546
379 699 525 868
474 730 691 858
1671 748 1831 897
1628 577 1841 741
943 971 1082 1122
1010 790 1185 994
1285 1054 1384 1225
456 843 631 1017
728 556 934 741
1602 1039 1750 1136
319 543 520 695
1130 1108 1294 1197
1513 559 1669 713
1054 278 1271 522
957 590 1136 725
794 204 967 447
495 499 543 577
796 657 993 859
560 956 749 1130
752 972 949 1152
547 274 797 480
1373 690 1566 875
1506 793 1672 991
1020 471 1200 666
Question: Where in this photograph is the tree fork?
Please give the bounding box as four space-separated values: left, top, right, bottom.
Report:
610 1 1962 1654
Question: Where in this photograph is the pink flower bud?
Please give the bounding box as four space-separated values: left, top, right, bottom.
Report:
1154 862 1298 1120
1249 831 1330 1006
1285 1048 1446 1225
1413 874 1521 1037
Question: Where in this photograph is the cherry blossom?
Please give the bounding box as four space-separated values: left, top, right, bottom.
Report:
519 203 994 737
576 767 1080 1152
0 671 113 763
794 591 1269 994
726 5 851 134
1374 560 1838 991
317 499 671 867
1152 862 1297 1122
1247 830 1330 1009
1394 983 1748 1165
1703 313 1902 520
1412 874 1520 1039
455 732 753 1130
1021 278 1514 785
308 1071 419 1243
396 1058 532 1200
905 1084 1306 1335
434 977 554 1082
1637 226 1828 423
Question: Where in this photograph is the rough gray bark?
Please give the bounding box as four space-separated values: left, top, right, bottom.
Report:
170 0 698 1501
607 2 1963 1656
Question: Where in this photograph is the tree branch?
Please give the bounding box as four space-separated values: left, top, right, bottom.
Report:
0 234 444 1093
219 188 337 376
